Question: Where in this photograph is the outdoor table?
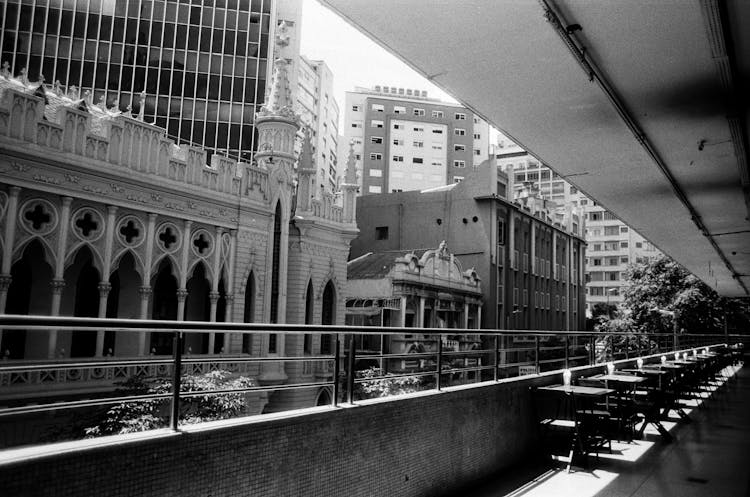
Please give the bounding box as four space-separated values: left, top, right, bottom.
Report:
537 384 615 472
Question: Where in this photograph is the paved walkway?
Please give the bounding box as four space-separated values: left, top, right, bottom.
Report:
462 364 750 497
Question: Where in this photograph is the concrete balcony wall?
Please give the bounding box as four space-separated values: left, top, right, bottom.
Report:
0 346 725 497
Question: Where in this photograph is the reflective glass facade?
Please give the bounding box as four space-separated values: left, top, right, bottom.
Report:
0 0 274 160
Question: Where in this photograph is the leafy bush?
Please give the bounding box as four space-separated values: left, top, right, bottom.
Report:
84 370 255 437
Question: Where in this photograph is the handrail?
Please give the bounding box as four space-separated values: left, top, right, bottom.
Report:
0 313 742 450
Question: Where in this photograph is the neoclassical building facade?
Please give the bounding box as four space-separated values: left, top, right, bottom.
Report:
0 54 358 409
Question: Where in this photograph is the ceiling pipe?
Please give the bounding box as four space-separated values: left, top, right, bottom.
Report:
539 0 748 295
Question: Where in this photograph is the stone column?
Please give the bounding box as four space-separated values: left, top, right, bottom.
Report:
95 282 111 356
49 196 73 358
0 187 21 312
207 291 220 354
226 230 237 321
177 220 192 322
400 296 407 328
418 297 426 328
48 279 66 358
464 302 470 329
476 305 482 329
138 286 152 355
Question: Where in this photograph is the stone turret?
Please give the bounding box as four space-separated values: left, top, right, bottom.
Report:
340 140 359 224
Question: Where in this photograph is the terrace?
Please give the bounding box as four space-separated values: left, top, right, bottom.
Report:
0 315 746 496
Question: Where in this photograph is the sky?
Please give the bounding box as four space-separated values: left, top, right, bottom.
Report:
298 0 458 131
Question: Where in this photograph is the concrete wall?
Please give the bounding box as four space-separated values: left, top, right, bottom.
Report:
0 347 722 497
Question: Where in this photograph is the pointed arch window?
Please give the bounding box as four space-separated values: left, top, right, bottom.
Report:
269 202 282 353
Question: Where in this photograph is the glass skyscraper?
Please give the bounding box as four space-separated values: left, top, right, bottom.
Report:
0 0 275 160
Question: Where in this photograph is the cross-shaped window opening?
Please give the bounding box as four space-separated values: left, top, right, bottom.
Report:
75 212 99 237
24 204 51 230
193 233 210 254
159 227 177 249
120 220 140 244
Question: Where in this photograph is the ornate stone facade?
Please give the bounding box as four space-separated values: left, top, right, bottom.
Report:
0 54 358 409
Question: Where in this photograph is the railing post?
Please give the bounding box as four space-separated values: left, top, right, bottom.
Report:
494 335 499 381
564 334 570 370
436 335 443 391
535 335 540 372
332 334 340 407
346 334 356 404
170 330 182 431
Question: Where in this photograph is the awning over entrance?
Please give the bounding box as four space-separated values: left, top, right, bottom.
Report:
322 0 750 296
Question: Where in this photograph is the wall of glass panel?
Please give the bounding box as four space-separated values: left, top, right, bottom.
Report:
0 0 274 161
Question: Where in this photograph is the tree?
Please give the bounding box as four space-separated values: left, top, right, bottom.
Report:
84 370 256 437
623 256 725 334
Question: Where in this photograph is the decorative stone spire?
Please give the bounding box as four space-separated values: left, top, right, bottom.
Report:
343 140 358 185
340 140 359 225
137 90 146 121
295 128 316 213
257 58 295 121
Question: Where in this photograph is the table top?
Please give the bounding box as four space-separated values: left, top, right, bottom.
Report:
538 384 615 396
622 368 669 375
597 374 646 383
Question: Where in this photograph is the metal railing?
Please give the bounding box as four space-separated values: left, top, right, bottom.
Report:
0 314 742 449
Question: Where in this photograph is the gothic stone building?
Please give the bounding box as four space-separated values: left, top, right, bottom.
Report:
0 58 358 411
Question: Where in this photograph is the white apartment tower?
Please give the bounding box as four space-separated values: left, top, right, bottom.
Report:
343 86 490 194
296 56 340 192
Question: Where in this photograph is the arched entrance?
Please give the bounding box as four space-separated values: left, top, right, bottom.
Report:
107 252 141 355
62 246 101 357
242 271 255 354
304 280 314 353
151 259 177 355
316 388 332 406
3 240 53 358
184 262 210 353
321 280 335 354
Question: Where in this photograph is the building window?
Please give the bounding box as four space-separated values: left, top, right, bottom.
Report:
393 156 404 162
473 133 481 139
454 128 466 136
355 154 362 160
351 122 362 128
454 176 464 183
455 112 466 120
352 105 361 111
375 226 389 240
369 153 382 160
621 226 629 233
413 140 424 148
372 104 384 112
393 139 403 146
394 106 406 114
432 144 443 150
432 110 444 118
369 169 383 177
620 241 629 248
371 119 384 128
413 157 424 164
413 126 424 132
371 136 383 144
474 149 482 156
454 144 466 151
604 226 619 236
368 185 382 193
453 160 466 168
394 123 402 129
431 161 443 167
635 242 642 248
432 128 443 134
414 108 425 116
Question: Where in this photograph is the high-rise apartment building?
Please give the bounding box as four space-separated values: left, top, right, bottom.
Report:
296 56 339 192
343 86 490 195
494 132 661 315
0 0 284 160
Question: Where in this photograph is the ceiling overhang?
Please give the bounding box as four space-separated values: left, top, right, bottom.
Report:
322 0 750 296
